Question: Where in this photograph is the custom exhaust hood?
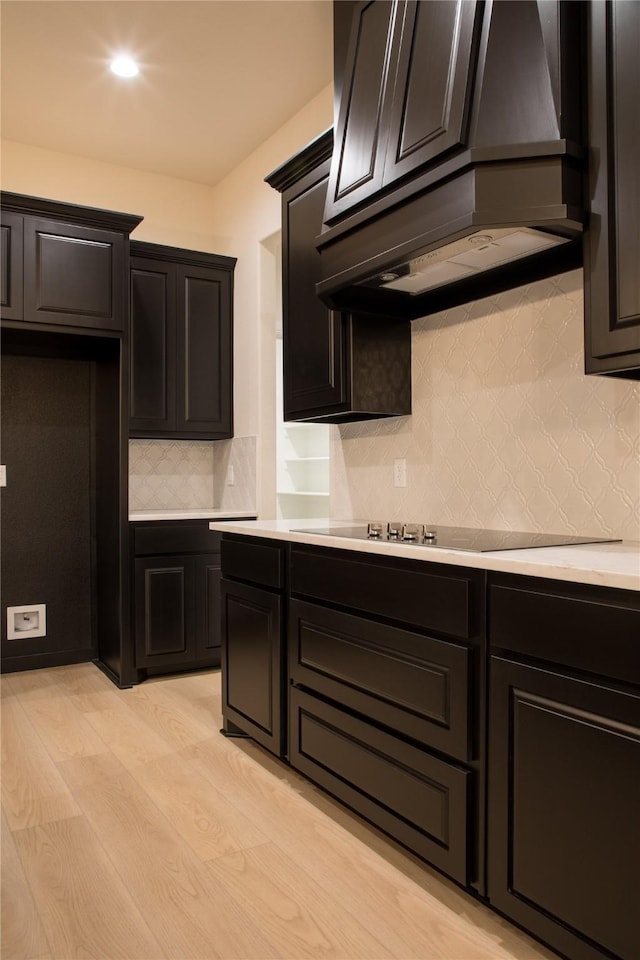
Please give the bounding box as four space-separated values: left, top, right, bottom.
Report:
315 0 586 321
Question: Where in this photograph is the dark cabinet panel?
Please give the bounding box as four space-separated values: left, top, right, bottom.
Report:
325 0 479 222
195 555 222 659
134 555 195 668
129 242 235 439
266 131 412 424
383 0 477 183
326 0 395 218
130 259 177 432
285 165 348 418
1 211 23 321
585 0 640 377
177 265 232 435
221 578 284 755
489 656 640 960
23 218 126 331
132 521 222 674
290 686 470 885
289 599 471 760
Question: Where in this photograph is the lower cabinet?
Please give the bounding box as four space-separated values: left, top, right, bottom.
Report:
287 544 485 892
488 574 640 960
220 536 286 756
132 521 222 674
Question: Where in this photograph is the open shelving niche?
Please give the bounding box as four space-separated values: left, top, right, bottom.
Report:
275 339 330 520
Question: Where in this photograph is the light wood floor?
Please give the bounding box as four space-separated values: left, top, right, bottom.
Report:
1 662 558 960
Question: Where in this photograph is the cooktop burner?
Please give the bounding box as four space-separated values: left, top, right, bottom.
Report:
292 524 621 553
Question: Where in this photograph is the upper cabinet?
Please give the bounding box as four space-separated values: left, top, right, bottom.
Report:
266 131 411 424
129 242 236 439
0 192 142 333
325 0 479 223
584 0 640 379
317 0 585 321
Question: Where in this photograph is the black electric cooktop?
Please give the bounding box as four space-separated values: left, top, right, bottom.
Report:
292 524 621 553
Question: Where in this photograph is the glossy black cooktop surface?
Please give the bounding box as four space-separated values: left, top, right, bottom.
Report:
291 525 621 553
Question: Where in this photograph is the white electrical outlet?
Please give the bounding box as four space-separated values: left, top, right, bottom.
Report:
227 465 235 486
7 604 47 640
0 465 6 487
393 458 407 487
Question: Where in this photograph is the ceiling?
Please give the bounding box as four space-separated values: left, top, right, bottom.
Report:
1 0 333 186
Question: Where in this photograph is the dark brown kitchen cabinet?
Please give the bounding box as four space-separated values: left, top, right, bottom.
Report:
132 521 222 674
220 536 286 756
288 543 486 892
1 193 140 333
130 241 235 439
324 0 480 223
488 574 640 960
585 0 640 378
1 211 23 321
265 131 411 423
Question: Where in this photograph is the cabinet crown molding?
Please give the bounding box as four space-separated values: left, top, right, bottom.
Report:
1 191 143 234
130 240 236 271
265 129 333 194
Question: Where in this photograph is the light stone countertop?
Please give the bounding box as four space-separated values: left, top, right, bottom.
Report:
208 518 640 592
130 509 257 522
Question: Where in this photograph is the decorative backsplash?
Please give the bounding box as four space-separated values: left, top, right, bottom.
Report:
331 269 640 541
129 436 257 513
213 435 257 512
129 440 215 510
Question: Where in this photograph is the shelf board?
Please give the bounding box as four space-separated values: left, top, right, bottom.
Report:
276 490 329 497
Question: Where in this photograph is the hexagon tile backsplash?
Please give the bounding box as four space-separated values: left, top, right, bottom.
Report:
331 270 640 541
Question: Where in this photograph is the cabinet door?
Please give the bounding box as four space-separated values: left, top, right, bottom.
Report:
134 555 197 668
284 161 348 419
23 217 125 331
382 0 478 185
220 578 284 756
195 554 221 664
1 211 23 321
324 0 398 222
586 0 640 374
130 258 178 434
489 656 640 960
176 265 232 438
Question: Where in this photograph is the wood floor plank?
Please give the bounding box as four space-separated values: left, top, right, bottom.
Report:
1 811 52 960
1 700 82 831
72 768 280 959
206 841 391 959
11 816 165 960
81 705 175 770
3 663 560 960
20 695 110 763
125 681 217 749
128 750 269 861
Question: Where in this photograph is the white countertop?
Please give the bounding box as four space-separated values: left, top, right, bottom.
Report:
130 509 257 522
208 518 640 591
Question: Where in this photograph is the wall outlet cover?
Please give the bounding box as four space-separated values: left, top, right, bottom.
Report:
7 603 47 640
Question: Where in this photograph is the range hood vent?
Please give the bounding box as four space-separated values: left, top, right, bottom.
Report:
316 0 586 321
376 228 569 296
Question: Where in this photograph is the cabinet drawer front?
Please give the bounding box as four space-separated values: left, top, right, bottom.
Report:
489 578 640 685
221 537 284 590
133 522 221 556
290 687 469 885
290 600 471 760
291 545 475 638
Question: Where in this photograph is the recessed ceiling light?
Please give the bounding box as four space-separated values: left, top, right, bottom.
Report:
110 56 139 78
